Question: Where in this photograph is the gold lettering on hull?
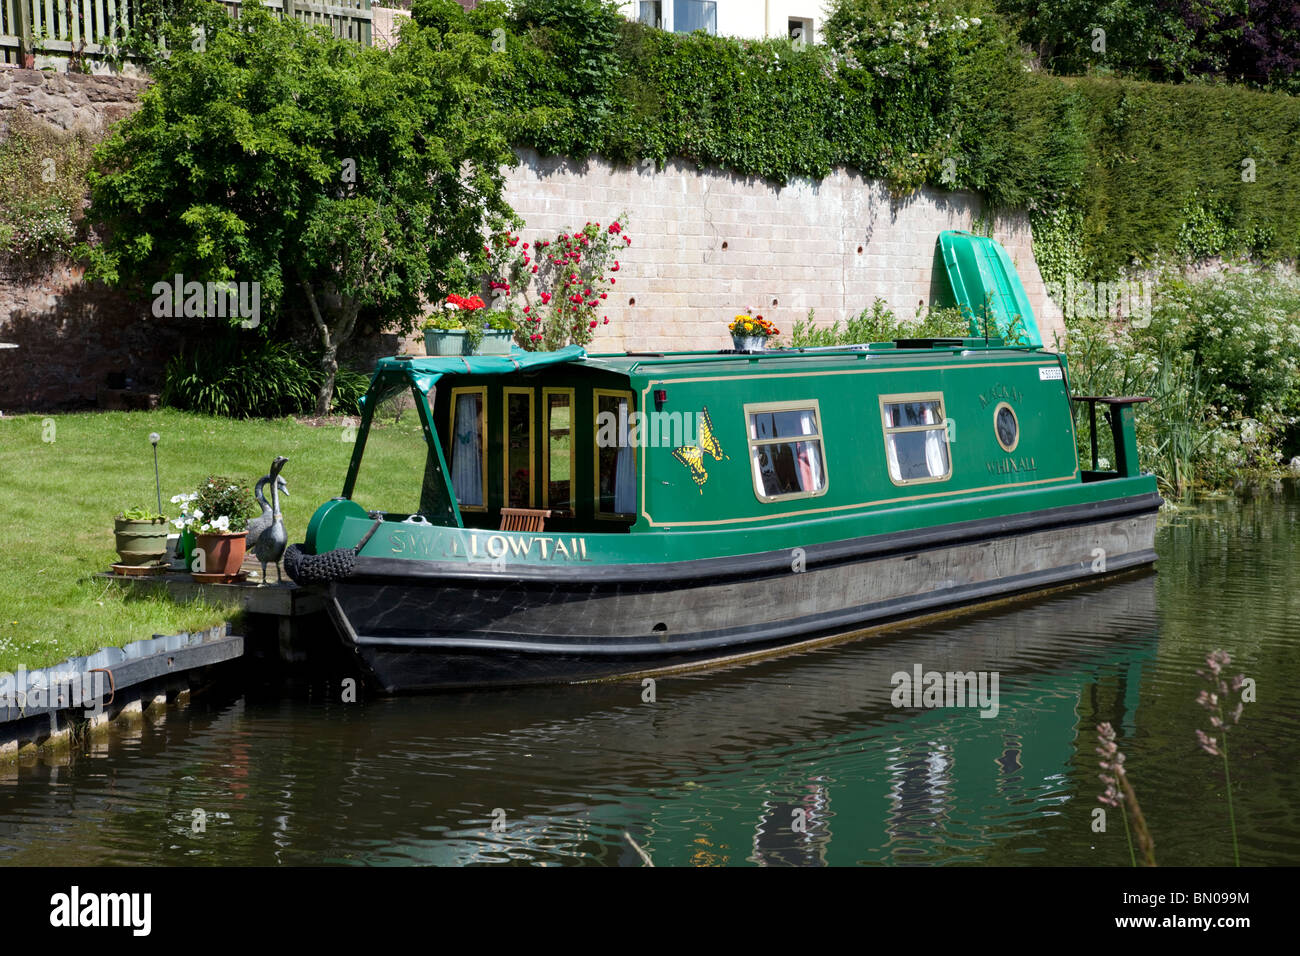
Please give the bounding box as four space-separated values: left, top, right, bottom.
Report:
979 383 1024 409
387 529 593 562
986 456 1037 475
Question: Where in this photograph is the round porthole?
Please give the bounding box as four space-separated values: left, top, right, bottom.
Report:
994 402 1019 453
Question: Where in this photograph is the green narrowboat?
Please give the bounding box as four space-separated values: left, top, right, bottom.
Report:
287 236 1160 691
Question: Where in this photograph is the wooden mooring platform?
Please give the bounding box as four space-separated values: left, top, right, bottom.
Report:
98 549 335 669
100 550 324 619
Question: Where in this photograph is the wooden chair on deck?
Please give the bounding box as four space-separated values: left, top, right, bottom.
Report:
499 508 551 532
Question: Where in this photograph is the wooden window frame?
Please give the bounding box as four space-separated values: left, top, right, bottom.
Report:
448 385 488 512
879 391 952 487
743 399 830 504
593 388 637 519
542 387 576 514
503 386 536 510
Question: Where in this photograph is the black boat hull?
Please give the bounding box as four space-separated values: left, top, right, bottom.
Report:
326 493 1161 691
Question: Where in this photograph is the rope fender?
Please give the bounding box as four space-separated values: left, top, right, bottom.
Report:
284 518 384 584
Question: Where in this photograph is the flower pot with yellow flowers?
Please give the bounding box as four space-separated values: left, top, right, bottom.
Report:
728 313 780 352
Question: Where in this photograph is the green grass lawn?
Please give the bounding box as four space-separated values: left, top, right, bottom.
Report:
0 407 425 673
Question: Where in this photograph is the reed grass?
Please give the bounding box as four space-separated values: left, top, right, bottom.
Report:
1062 269 1300 496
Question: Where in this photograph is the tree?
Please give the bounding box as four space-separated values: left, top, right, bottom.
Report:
85 5 517 414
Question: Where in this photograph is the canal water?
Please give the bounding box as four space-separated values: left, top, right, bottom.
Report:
2 484 1296 867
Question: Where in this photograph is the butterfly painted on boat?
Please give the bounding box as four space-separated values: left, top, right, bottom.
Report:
672 407 728 492
697 407 727 463
672 445 708 491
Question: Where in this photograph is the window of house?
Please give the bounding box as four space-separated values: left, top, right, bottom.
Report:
594 390 637 517
745 401 828 501
504 387 534 508
639 0 663 28
543 388 575 513
449 386 488 510
674 0 716 35
789 17 812 46
880 394 951 485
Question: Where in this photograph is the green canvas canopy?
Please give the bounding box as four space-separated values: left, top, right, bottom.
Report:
363 345 588 403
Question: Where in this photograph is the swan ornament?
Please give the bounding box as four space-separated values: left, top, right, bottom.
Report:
247 456 289 584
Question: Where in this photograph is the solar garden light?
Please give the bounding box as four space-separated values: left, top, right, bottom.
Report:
149 432 162 516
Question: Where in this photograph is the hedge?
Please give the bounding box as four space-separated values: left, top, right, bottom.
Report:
413 0 1300 283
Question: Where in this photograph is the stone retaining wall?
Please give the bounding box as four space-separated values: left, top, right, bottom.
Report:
0 67 146 137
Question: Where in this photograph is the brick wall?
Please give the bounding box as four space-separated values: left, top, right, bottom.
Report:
0 260 183 412
502 149 1066 353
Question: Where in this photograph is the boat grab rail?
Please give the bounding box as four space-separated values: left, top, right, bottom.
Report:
1071 395 1152 474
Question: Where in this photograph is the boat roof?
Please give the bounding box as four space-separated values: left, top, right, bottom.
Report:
371 339 1056 394
581 338 1054 378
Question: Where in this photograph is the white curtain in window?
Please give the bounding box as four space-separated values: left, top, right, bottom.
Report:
796 410 823 491
922 405 947 478
614 399 635 513
452 393 483 506
748 416 767 493
883 406 901 482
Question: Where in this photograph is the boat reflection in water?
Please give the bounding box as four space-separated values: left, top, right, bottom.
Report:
402 570 1159 865
678 572 1162 867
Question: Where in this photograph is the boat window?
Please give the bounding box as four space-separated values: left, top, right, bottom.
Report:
543 388 575 513
504 387 535 508
880 394 951 484
994 402 1019 453
594 390 636 517
449 386 488 511
744 401 828 501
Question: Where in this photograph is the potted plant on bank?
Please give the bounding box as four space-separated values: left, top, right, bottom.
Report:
112 507 170 570
729 313 781 352
169 492 200 571
422 294 517 356
189 476 255 582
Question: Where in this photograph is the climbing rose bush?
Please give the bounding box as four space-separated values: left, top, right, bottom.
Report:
483 217 630 351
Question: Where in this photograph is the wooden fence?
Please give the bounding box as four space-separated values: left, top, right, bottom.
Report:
0 0 372 66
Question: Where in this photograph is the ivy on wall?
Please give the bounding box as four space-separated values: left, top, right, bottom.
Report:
416 0 1300 283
